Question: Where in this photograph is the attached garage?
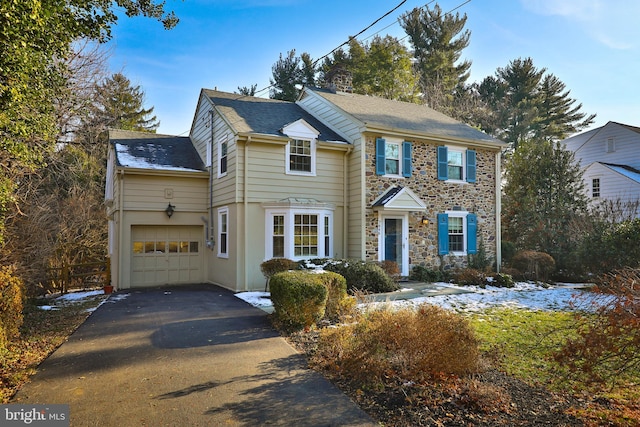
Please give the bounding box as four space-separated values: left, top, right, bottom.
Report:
131 226 204 287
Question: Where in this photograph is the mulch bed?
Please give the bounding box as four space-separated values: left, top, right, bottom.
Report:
284 329 586 426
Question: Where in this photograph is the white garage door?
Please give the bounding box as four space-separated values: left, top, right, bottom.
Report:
131 226 203 287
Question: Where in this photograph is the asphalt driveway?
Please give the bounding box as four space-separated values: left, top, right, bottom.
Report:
12 285 375 426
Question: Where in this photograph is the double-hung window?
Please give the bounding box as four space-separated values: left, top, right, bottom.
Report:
437 211 477 255
218 135 228 177
287 139 315 174
437 146 476 183
592 178 601 198
375 137 412 177
218 207 228 258
265 207 333 260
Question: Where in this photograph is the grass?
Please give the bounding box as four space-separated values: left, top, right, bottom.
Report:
469 308 640 427
0 292 108 403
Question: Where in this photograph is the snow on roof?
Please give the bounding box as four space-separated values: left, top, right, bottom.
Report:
110 130 206 172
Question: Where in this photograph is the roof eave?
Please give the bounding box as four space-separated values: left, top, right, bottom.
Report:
362 125 506 150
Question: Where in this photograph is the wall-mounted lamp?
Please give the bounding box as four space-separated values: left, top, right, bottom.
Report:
421 215 429 225
165 203 175 218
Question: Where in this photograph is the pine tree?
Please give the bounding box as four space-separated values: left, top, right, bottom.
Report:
400 3 471 112
476 58 595 149
502 139 588 270
270 50 306 101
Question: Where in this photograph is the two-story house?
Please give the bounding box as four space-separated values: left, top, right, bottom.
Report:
106 86 505 292
562 121 640 218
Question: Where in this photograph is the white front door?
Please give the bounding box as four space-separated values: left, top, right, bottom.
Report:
379 214 409 276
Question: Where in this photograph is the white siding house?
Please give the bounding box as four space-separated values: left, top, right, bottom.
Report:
562 121 640 217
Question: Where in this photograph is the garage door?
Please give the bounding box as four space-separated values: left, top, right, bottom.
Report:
131 226 203 287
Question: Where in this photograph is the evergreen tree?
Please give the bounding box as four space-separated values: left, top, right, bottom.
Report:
502 139 588 270
237 84 258 96
270 50 315 101
477 58 595 149
400 3 471 112
347 36 420 102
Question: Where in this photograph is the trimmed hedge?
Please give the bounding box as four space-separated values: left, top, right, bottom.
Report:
260 258 299 290
270 271 328 332
323 260 398 293
315 271 355 322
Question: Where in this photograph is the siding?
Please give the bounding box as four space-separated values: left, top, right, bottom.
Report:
122 175 209 213
584 163 640 209
572 123 640 169
298 91 365 258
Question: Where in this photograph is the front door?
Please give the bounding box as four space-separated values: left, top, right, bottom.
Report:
380 214 409 276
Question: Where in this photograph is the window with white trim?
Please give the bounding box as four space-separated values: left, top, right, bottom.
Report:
218 207 228 258
265 208 332 260
592 178 601 198
437 146 476 183
437 211 477 256
375 137 412 177
218 135 228 177
286 139 315 175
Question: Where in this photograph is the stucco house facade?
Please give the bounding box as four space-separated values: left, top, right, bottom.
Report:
106 87 505 292
562 121 640 218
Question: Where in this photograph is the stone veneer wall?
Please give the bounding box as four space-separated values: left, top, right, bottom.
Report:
364 136 498 272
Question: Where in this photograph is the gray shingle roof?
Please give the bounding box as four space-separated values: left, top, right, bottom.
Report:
109 129 206 172
308 88 502 145
202 89 345 143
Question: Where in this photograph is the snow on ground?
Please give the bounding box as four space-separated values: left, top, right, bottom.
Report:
38 289 111 312
236 282 596 314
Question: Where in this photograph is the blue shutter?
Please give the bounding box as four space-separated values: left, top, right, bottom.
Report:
375 138 386 175
466 150 476 183
402 141 412 177
437 213 449 255
437 146 448 180
467 214 477 254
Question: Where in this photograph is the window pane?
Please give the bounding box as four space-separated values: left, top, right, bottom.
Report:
385 159 399 175
145 242 155 253
448 151 463 180
156 241 166 253
448 217 464 252
168 241 178 253
290 139 312 172
133 242 144 254
190 241 199 253
294 214 318 258
385 143 400 175
180 242 189 253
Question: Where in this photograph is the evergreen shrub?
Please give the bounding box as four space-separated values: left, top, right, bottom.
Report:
323 260 398 293
269 271 327 332
409 265 445 283
510 250 556 281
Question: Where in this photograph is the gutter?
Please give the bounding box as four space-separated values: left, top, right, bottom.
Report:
117 168 125 289
343 145 353 258
495 151 502 272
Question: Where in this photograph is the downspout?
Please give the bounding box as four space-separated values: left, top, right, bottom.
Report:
244 135 252 291
495 151 502 272
118 169 125 289
343 145 353 258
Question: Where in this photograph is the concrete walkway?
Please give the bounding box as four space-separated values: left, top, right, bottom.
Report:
12 285 375 426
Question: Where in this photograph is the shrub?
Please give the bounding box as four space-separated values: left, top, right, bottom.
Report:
323 260 398 293
313 304 480 387
375 260 400 281
554 268 640 388
316 271 356 323
260 258 299 290
467 239 492 271
490 272 515 288
501 241 517 264
0 266 24 352
453 268 487 287
510 250 555 281
269 271 327 332
409 265 445 283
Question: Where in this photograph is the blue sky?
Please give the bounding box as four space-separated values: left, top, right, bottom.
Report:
107 0 640 137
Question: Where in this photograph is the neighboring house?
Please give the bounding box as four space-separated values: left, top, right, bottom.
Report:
106 85 505 292
562 121 640 217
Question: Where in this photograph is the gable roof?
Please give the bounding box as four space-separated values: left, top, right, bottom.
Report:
372 186 427 211
202 89 345 143
601 162 640 184
303 88 503 147
562 121 640 152
109 129 206 172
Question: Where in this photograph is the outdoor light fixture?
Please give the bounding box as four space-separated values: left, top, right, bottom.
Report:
165 203 175 218
421 215 429 225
